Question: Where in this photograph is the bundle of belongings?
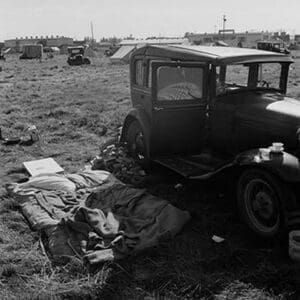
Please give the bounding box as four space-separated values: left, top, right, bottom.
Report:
6 170 190 265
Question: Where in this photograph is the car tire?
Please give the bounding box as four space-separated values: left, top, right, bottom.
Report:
84 58 91 65
125 120 149 167
237 168 284 238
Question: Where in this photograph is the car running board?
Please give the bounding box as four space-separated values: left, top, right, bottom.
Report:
154 155 234 180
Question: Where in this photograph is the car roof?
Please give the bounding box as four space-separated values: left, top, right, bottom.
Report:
257 40 283 44
68 46 84 50
131 44 293 64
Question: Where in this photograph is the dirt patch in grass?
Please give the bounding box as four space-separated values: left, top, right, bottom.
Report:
1 53 300 299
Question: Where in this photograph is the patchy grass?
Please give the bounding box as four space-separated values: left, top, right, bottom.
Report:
1 53 300 299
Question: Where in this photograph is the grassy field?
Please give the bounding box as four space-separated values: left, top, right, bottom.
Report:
1 52 300 299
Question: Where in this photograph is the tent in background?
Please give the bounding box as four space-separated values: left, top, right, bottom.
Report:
3 48 16 54
110 38 188 64
20 45 43 59
110 45 136 64
50 47 60 53
213 40 229 47
119 38 189 47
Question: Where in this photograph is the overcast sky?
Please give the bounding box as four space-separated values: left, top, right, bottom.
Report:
1 0 300 41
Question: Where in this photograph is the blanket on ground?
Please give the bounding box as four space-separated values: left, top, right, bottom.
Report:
7 170 190 264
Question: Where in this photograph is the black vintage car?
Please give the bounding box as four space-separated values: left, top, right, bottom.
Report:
257 41 290 54
67 46 91 66
120 44 300 238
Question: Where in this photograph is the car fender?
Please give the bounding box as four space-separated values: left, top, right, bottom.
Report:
120 108 151 156
235 149 300 182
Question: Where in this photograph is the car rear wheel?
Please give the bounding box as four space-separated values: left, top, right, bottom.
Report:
125 120 149 166
237 169 284 238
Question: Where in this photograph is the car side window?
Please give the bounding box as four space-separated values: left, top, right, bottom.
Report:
216 65 249 95
134 60 144 86
258 63 281 89
156 66 203 101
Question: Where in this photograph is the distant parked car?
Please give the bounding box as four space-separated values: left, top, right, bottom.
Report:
257 41 290 54
121 44 300 238
67 46 90 66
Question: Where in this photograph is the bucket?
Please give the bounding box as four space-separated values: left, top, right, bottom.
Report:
289 230 300 262
27 125 39 142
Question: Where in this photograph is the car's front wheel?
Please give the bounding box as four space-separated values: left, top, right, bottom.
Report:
84 58 91 65
237 169 284 238
125 120 149 166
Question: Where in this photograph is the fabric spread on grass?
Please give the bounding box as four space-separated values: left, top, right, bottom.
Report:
7 170 190 264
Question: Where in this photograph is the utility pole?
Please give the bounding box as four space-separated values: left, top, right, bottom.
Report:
223 15 226 41
90 21 94 48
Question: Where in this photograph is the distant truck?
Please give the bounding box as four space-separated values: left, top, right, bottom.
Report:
19 44 43 60
257 41 290 54
67 46 91 66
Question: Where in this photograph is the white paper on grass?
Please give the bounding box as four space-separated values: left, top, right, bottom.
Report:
23 158 64 176
212 235 225 243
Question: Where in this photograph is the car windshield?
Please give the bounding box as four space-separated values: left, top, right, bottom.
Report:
71 49 81 54
216 62 283 95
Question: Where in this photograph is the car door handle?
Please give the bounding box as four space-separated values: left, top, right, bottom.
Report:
154 107 164 112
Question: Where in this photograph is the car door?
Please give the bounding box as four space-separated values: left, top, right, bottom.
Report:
209 64 247 157
209 94 238 157
150 61 209 157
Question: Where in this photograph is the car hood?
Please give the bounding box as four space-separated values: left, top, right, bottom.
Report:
235 92 300 150
236 92 300 121
265 94 300 119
